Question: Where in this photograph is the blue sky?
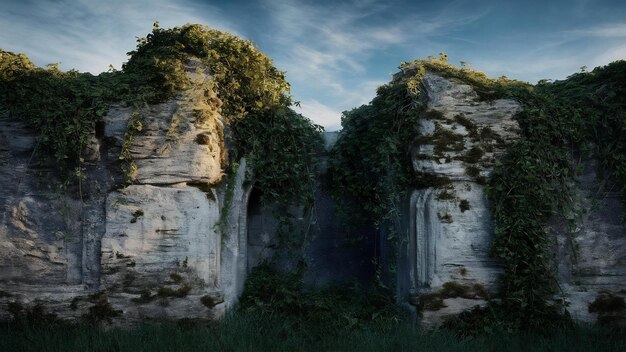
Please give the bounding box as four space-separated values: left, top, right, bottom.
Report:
1 0 625 130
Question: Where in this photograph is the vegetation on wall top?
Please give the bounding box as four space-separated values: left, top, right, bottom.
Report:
329 54 626 333
0 24 322 211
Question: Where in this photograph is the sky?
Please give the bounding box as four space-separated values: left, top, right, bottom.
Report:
1 0 625 131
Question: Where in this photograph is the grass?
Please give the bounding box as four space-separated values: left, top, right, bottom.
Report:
0 313 624 352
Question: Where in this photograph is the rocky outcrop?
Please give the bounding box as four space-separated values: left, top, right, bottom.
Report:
398 71 521 326
0 61 250 322
555 159 626 324
0 111 84 287
0 62 623 327
397 71 625 326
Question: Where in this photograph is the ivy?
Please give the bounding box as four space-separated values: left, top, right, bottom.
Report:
233 107 323 204
0 50 113 170
123 23 292 119
330 56 626 333
328 72 421 231
0 24 322 225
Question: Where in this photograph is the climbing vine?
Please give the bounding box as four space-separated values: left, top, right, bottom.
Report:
232 107 322 205
328 69 422 231
330 55 626 332
0 24 322 224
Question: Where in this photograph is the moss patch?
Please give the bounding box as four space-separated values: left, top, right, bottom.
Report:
460 146 484 163
588 292 626 313
130 209 144 223
438 212 453 223
131 289 156 304
453 113 477 133
436 190 456 200
81 292 121 324
158 284 192 298
418 281 490 312
459 199 471 212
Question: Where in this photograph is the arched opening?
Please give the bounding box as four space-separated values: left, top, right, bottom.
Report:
245 187 278 272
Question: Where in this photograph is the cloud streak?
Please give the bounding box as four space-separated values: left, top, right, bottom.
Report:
0 0 237 73
1 0 624 129
262 0 488 127
565 23 626 38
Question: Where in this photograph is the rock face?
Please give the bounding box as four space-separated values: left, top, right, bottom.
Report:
0 114 83 287
0 63 623 327
0 62 251 322
396 71 625 326
554 159 626 323
397 72 521 326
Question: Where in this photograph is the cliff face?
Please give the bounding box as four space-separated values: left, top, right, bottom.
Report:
0 61 251 322
554 159 626 323
394 69 625 326
397 71 521 326
0 54 624 327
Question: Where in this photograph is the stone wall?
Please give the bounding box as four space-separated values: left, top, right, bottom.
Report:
0 62 250 322
0 65 623 326
397 71 625 326
554 159 626 323
397 71 521 325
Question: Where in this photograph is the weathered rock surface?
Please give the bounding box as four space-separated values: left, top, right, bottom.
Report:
0 64 623 327
0 61 249 323
555 159 626 323
0 113 83 287
399 71 521 326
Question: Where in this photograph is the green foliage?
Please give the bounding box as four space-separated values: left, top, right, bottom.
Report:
328 74 421 229
486 140 575 329
123 23 291 118
459 199 471 212
1 24 318 202
329 56 625 333
129 209 144 223
588 291 626 313
0 50 113 170
418 282 490 312
131 289 156 304
238 263 403 331
480 61 626 332
443 303 571 336
1 314 625 351
6 302 59 327
157 284 192 298
200 295 217 309
232 106 323 206
540 61 626 204
80 292 121 324
0 24 322 241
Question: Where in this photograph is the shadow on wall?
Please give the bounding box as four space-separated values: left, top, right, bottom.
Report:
246 187 277 272
244 180 378 290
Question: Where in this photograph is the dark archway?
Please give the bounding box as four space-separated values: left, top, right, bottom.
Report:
245 187 278 272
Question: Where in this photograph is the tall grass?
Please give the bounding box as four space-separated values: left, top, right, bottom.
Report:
1 312 624 352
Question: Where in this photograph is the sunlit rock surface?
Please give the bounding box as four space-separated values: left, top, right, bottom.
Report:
399 71 521 326
0 65 623 326
0 62 249 323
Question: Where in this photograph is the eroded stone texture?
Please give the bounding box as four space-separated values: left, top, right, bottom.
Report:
555 159 626 323
0 113 83 286
0 61 241 322
101 185 220 289
96 61 231 319
400 71 521 326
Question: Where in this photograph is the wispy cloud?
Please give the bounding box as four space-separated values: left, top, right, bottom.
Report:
262 0 488 127
591 45 626 67
0 0 237 73
565 23 626 38
295 100 342 131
